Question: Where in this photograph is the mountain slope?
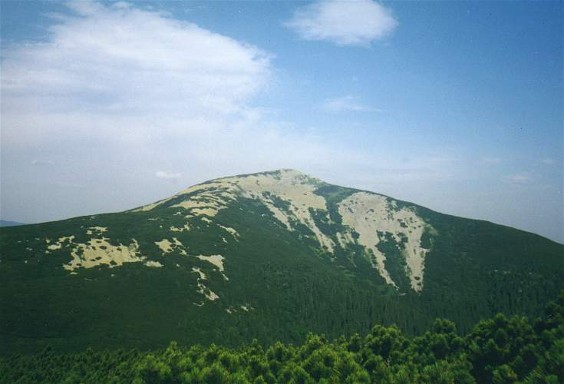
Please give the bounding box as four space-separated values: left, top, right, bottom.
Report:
1 169 562 353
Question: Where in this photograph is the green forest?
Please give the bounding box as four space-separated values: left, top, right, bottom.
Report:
2 293 562 384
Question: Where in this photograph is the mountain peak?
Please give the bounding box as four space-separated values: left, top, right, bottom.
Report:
135 169 431 292
215 169 322 186
136 169 323 214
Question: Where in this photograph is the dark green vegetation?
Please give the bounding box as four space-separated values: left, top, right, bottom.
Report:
1 294 562 384
1 170 563 357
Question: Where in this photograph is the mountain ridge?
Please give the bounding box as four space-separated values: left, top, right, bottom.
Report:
1 169 562 353
134 168 562 245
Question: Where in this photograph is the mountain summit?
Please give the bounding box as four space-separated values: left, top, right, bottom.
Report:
134 169 431 292
1 169 562 352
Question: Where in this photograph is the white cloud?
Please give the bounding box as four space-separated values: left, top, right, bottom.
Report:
1 0 271 147
285 0 398 46
508 173 532 184
321 95 380 113
31 159 55 167
156 171 182 180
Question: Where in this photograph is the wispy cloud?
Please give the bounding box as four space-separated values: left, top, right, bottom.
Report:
321 95 380 113
507 173 532 184
31 159 55 167
284 0 398 47
156 171 182 180
477 157 502 166
1 0 271 148
541 158 556 165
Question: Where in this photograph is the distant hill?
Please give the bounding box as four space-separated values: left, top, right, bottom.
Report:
0 220 24 227
1 169 562 354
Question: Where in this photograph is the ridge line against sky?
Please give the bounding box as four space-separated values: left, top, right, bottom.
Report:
1 0 562 242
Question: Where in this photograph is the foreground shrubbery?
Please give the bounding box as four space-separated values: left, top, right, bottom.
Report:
2 294 562 384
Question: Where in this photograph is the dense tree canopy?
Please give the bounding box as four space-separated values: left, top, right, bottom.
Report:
2 293 562 384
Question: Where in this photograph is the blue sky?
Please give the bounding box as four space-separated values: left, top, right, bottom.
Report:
1 0 562 242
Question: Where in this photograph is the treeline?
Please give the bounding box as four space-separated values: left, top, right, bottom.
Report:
2 293 562 384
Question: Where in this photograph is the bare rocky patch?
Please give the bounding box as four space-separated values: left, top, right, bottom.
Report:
192 267 219 301
63 238 145 272
338 192 432 292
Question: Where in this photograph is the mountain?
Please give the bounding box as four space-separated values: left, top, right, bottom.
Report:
1 169 562 354
0 220 24 227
